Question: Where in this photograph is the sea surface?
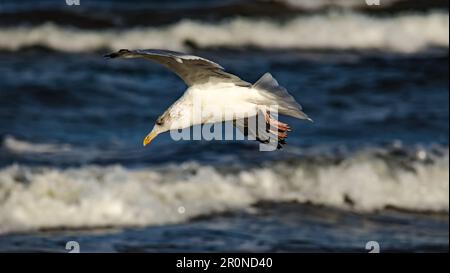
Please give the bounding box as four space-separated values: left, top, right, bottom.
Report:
0 0 448 252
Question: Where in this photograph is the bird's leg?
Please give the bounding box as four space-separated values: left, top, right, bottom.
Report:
264 111 290 140
264 112 290 131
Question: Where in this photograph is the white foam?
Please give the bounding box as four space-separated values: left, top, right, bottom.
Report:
281 0 397 9
2 135 72 154
0 11 447 53
0 150 448 234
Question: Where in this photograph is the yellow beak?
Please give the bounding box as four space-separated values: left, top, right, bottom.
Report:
143 131 158 147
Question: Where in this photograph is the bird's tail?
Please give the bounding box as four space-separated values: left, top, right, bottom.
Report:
252 73 312 121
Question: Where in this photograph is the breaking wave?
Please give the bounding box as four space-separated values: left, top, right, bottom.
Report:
2 135 72 155
0 11 448 53
0 149 448 234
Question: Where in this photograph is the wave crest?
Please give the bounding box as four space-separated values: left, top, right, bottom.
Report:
2 135 72 155
0 11 448 53
0 149 448 233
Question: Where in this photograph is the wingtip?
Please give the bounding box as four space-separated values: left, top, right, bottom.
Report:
103 52 118 59
104 49 131 59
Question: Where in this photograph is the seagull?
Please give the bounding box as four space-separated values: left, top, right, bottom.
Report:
104 49 312 149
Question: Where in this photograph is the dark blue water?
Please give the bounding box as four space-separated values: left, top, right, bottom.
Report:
1 203 448 253
1 50 447 166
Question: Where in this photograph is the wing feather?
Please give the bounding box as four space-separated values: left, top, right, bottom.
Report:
105 49 250 87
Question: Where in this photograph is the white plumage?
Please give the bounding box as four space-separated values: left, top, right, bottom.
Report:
105 49 311 149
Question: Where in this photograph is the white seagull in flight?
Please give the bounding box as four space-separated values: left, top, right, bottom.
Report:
105 49 312 149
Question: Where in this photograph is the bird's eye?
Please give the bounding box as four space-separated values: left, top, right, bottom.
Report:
156 118 164 125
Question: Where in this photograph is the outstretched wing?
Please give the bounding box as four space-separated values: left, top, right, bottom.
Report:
104 49 250 87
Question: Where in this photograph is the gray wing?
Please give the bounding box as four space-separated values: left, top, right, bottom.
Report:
104 49 250 87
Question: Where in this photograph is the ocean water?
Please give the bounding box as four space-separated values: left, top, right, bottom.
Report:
0 0 448 252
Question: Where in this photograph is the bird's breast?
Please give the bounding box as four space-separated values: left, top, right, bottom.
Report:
189 84 259 124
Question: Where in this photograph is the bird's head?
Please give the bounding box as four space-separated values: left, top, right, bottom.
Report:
142 115 171 147
143 108 194 147
142 95 195 147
